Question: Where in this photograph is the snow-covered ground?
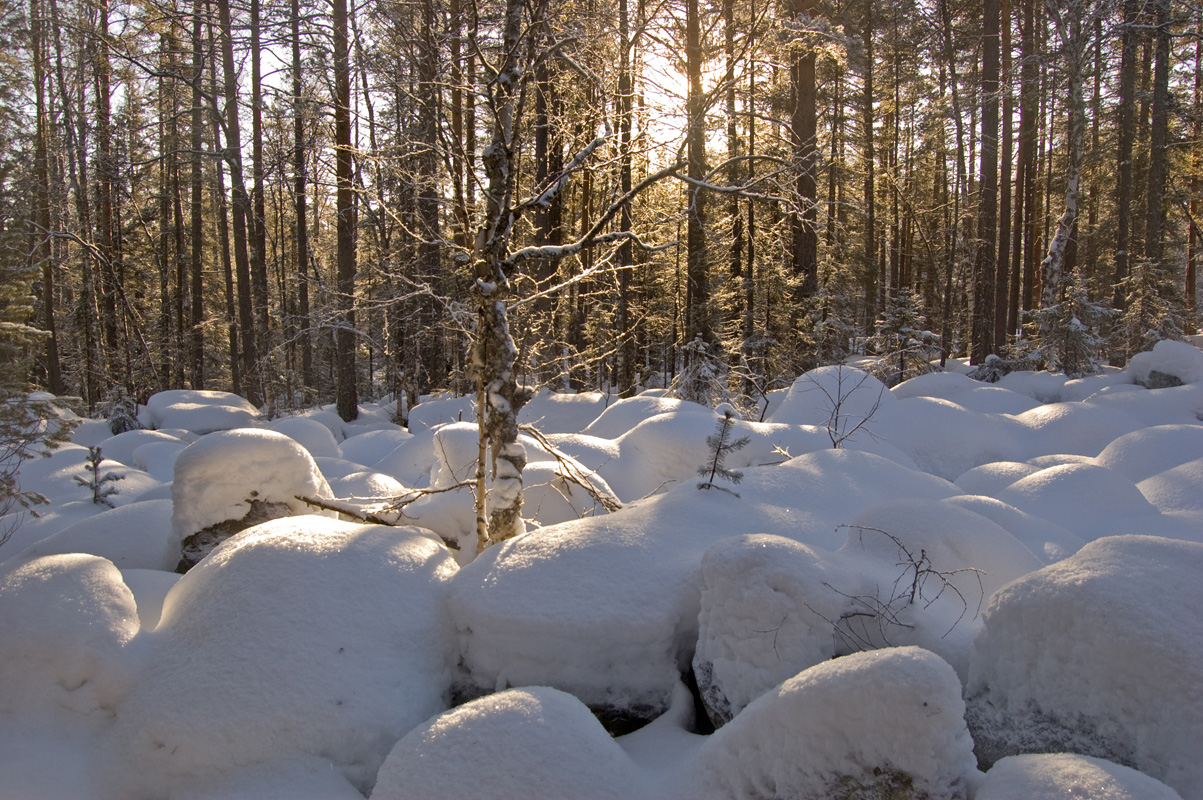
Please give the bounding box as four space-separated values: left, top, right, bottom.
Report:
3 339 1203 799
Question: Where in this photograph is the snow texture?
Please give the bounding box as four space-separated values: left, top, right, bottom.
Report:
965 535 1203 798
137 390 260 433
693 647 978 800
111 516 458 796
170 428 335 543
977 754 1183 800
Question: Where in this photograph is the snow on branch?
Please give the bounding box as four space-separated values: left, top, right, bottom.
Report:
505 159 685 269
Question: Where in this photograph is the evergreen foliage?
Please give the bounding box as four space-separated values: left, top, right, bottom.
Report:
74 446 123 508
697 408 750 496
870 291 941 386
1029 270 1114 378
1110 259 1187 364
0 396 76 547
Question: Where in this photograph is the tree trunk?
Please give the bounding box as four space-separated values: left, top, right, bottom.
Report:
862 0 877 328
292 0 312 393
31 0 64 393
1142 0 1169 267
1113 0 1138 309
217 0 260 404
1039 1 1087 333
189 0 205 388
971 0 999 364
684 0 709 346
791 0 818 304
333 0 358 421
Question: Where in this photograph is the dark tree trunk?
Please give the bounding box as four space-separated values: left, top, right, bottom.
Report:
333 0 358 421
971 0 999 364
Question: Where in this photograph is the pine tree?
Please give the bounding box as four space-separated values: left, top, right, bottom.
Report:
871 290 940 386
74 446 123 508
1111 259 1186 363
697 408 750 495
1032 269 1113 377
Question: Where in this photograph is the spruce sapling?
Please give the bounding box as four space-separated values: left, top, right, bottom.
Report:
74 446 123 508
697 407 750 496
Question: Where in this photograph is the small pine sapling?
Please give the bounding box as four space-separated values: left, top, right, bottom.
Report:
75 446 123 508
697 407 750 496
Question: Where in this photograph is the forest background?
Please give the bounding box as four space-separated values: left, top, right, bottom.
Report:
1 0 1200 420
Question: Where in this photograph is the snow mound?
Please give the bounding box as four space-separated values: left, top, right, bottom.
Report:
90 429 186 469
406 394 476 431
520 389 610 434
891 371 979 400
263 415 342 459
873 396 1024 480
1138 457 1203 517
119 568 180 631
977 754 1183 800
137 390 259 434
0 554 138 718
338 428 413 468
111 516 458 796
171 428 334 545
169 757 365 800
842 499 1042 677
954 462 1040 497
130 440 186 483
767 366 894 442
957 386 1042 415
582 395 700 439
693 534 846 725
15 499 177 571
694 647 978 800
371 687 645 800
1125 339 1203 387
965 535 1203 798
1010 402 1144 458
996 371 1068 403
942 495 1085 564
1095 423 1203 482
994 462 1159 541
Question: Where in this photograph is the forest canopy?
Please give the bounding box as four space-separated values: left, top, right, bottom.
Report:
1 0 1200 414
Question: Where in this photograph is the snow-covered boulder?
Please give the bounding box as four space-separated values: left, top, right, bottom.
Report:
767 365 894 442
262 415 342 459
110 517 458 797
953 461 1040 497
89 429 186 470
1095 424 1203 483
0 554 139 718
15 499 177 571
371 687 646 800
693 647 978 800
977 754 1183 800
873 396 1024 481
994 462 1160 541
942 495 1085 565
170 428 335 570
1125 339 1203 388
839 500 1041 679
520 389 611 434
1010 402 1144 458
137 390 259 434
965 535 1203 798
693 534 847 726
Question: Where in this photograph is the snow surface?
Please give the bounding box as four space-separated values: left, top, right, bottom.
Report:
3 349 1203 798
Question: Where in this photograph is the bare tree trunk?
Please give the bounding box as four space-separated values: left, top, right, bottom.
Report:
250 0 270 387
1143 0 1169 267
333 0 358 421
291 0 312 394
189 0 205 388
1113 0 1138 309
791 0 818 305
996 0 1013 350
31 0 64 393
971 0 999 364
684 0 709 347
469 0 541 551
862 0 877 328
1039 0 1087 332
217 0 260 404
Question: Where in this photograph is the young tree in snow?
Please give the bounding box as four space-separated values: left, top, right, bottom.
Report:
1032 269 1112 377
1110 259 1186 363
